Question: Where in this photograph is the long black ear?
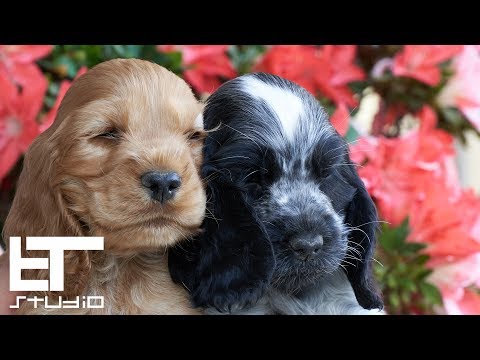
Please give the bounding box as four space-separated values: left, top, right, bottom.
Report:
343 165 384 310
169 173 275 312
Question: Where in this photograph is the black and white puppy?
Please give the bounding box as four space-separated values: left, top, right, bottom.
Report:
169 73 384 314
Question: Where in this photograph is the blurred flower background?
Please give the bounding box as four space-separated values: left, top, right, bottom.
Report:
1 45 479 314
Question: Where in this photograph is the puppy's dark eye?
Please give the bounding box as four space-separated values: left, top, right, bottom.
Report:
96 128 120 140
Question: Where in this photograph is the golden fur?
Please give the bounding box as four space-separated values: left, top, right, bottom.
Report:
2 59 206 314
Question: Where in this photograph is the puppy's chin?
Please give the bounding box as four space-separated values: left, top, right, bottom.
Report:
270 245 347 294
98 201 205 254
91 219 203 255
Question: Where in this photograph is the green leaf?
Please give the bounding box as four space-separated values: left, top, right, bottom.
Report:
48 81 60 96
387 274 397 288
374 216 439 314
228 45 266 74
397 261 407 274
348 80 369 96
404 279 417 293
402 242 427 255
43 95 56 109
442 107 465 127
112 45 126 57
124 45 142 58
344 124 359 143
143 46 183 74
378 219 410 253
414 254 430 266
53 54 79 78
401 290 411 304
410 267 432 280
390 291 401 309
419 282 443 305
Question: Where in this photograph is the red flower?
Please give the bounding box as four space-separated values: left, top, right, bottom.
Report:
0 71 42 180
314 45 365 107
39 67 88 132
0 45 51 179
0 45 52 64
330 103 350 136
392 45 462 86
451 289 480 315
256 45 365 107
255 45 319 94
0 45 52 106
408 183 480 259
350 106 457 226
158 45 237 94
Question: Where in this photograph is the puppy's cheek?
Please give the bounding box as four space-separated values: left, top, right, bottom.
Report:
182 164 206 210
62 142 114 178
59 178 91 217
87 174 148 224
174 168 206 226
185 186 206 225
185 140 204 171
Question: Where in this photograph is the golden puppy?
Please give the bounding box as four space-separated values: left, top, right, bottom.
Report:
3 59 206 314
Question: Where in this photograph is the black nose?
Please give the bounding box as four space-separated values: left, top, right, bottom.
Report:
141 171 181 204
290 235 323 261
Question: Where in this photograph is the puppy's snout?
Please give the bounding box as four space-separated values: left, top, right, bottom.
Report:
290 235 323 261
141 171 181 204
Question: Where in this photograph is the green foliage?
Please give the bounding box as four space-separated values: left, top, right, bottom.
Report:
228 45 267 74
437 106 480 144
39 45 185 78
374 219 443 314
344 125 360 144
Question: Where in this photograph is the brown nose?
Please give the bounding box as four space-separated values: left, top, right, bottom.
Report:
141 171 181 204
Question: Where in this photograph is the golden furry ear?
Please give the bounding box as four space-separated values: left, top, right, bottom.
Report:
4 118 82 233
61 248 92 299
2 117 92 301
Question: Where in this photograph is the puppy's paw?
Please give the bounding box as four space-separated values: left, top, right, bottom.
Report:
193 277 270 313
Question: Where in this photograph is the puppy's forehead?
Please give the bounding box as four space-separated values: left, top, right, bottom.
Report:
230 74 334 156
66 60 202 133
80 88 201 132
125 94 200 130
240 76 303 142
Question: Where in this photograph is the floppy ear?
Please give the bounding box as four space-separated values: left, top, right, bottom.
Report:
169 171 275 312
3 119 92 303
342 165 384 310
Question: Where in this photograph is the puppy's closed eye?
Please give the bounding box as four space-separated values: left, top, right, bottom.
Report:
96 128 121 140
90 128 122 143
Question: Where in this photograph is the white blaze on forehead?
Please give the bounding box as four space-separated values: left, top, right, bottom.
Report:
242 77 303 141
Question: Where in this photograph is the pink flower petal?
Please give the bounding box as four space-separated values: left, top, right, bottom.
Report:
437 45 480 131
